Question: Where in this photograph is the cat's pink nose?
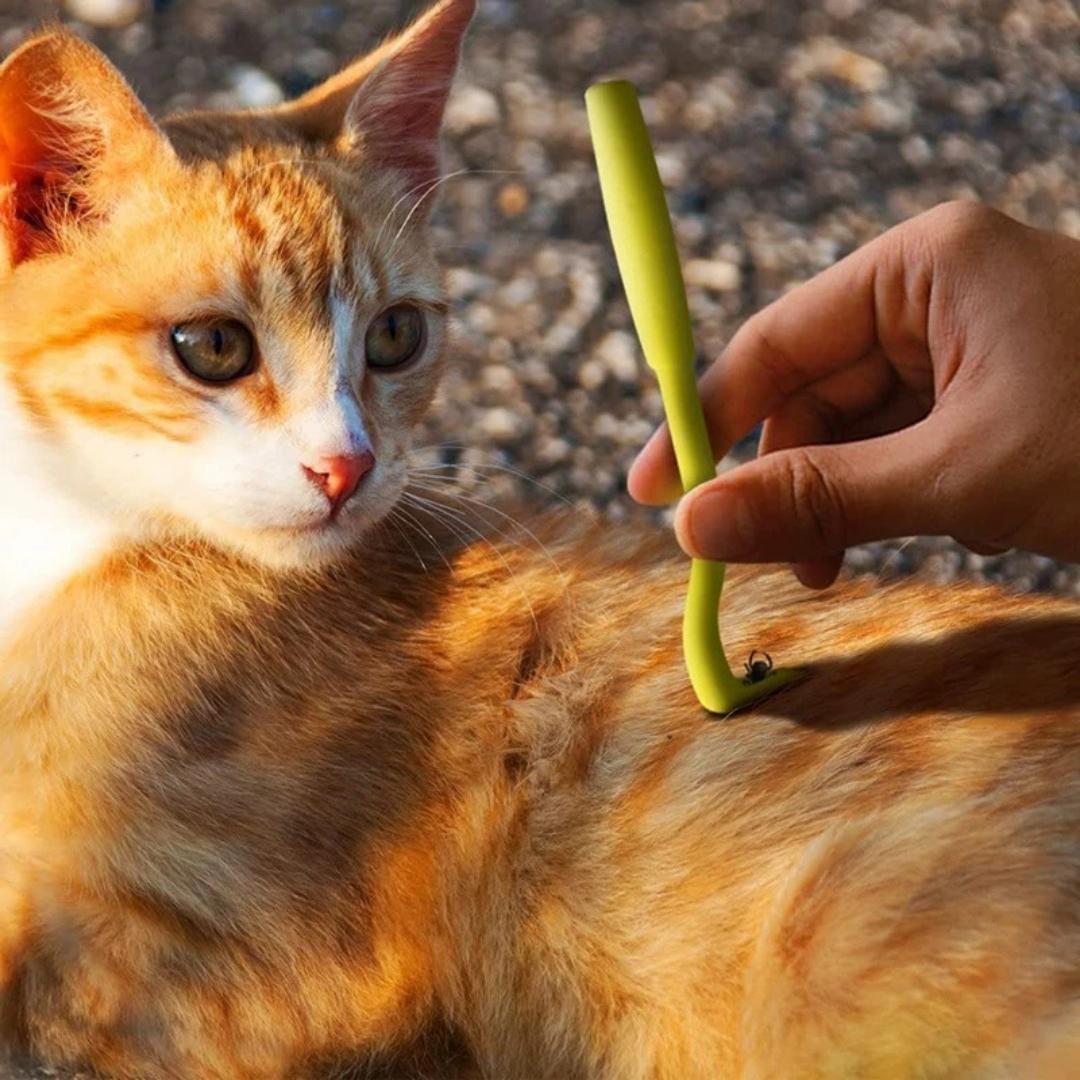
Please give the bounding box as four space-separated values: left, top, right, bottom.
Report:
302 450 375 515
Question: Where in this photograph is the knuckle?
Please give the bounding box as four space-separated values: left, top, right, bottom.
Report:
785 449 848 552
742 317 807 399
919 200 1008 252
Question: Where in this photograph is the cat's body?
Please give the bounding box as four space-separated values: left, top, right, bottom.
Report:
3 516 1080 1078
1 2 1079 1077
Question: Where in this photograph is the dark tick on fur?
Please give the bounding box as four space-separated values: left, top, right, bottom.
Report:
743 650 773 684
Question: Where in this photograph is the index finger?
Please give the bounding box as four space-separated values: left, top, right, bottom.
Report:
628 217 928 505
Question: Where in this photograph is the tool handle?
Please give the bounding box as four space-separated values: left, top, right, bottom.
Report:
587 79 805 713
586 81 714 494
585 84 694 372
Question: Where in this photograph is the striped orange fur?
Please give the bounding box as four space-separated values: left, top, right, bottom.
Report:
1 2 1079 1077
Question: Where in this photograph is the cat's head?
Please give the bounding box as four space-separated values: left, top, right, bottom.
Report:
0 0 475 568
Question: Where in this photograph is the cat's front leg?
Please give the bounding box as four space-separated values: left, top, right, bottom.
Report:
2 865 470 1079
1 887 320 1077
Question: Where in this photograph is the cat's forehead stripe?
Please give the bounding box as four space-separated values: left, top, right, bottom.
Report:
220 151 348 321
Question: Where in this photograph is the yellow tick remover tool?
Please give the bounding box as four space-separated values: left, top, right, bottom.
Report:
586 80 803 714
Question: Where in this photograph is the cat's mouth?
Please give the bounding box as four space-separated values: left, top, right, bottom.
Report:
244 500 396 567
263 514 363 545
272 519 341 536
196 470 406 570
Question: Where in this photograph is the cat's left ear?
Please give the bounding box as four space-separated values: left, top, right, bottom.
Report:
277 0 476 195
0 31 174 273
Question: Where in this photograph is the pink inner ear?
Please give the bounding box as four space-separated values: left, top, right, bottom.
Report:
0 101 96 265
349 64 455 193
343 2 475 191
361 95 444 191
0 32 160 271
276 0 475 192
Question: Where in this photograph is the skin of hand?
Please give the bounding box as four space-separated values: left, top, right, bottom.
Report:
628 201 1080 589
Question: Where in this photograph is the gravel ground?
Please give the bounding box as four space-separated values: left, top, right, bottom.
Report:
0 0 1078 1060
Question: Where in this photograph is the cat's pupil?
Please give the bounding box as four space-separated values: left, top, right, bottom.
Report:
365 304 425 370
170 319 254 384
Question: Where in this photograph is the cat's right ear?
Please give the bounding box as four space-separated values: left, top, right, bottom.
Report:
276 0 476 195
0 31 173 276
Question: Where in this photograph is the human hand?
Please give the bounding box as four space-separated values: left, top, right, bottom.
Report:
628 201 1080 588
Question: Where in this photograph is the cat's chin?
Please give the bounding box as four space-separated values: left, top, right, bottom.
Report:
198 516 379 572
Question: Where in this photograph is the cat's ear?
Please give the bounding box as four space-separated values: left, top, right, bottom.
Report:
278 0 476 193
0 31 172 273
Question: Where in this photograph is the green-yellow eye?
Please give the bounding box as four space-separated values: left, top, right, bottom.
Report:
170 320 254 383
365 304 426 370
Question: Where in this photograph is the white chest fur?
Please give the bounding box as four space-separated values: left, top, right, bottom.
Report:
0 382 116 645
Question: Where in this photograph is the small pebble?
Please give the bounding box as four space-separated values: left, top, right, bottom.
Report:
497 182 530 218
229 66 284 108
64 0 142 27
788 37 889 92
481 364 518 395
479 407 526 442
684 259 741 293
578 359 606 391
594 330 641 385
445 85 499 134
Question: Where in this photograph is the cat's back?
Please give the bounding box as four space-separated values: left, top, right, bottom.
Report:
483 530 1080 1078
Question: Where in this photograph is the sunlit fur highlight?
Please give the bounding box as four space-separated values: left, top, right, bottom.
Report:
2 2 1080 1077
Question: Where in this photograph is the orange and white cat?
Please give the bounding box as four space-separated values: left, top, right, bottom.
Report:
1 2 1079 1077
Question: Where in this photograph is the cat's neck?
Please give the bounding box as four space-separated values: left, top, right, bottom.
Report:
0 378 118 646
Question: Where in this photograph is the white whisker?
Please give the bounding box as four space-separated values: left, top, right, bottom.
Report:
375 167 522 254
399 489 543 638
406 444 573 505
407 479 568 585
384 506 431 573
392 502 455 575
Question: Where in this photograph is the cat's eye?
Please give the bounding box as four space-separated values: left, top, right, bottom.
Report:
365 304 426 370
170 320 255 384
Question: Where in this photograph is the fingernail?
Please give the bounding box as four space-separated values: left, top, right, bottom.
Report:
685 489 756 559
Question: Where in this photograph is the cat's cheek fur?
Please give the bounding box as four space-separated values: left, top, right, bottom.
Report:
46 364 424 571
152 422 411 569
0 380 119 644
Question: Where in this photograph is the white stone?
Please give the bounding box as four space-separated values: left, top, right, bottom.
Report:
684 258 741 293
479 407 523 442
654 150 687 188
537 437 570 465
788 37 888 93
594 330 640 384
578 359 606 391
65 0 142 27
445 85 499 134
481 364 517 395
446 267 492 301
901 135 933 167
230 66 284 109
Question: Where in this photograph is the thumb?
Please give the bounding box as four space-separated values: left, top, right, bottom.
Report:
673 423 949 562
